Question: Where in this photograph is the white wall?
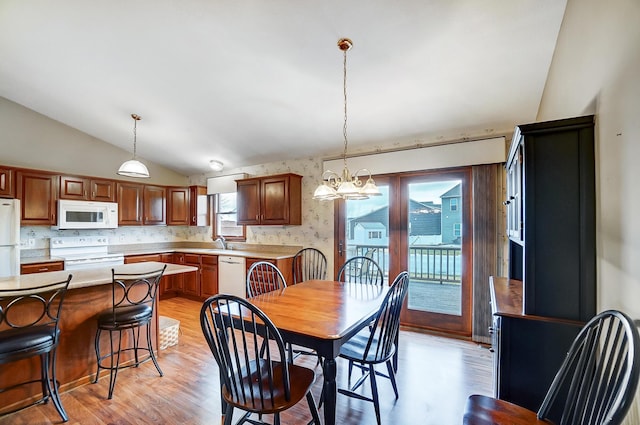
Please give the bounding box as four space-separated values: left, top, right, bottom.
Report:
538 0 640 318
0 97 188 186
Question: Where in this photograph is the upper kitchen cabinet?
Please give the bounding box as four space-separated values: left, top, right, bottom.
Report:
117 182 143 225
143 185 166 225
118 183 166 225
0 167 14 198
508 115 596 322
16 170 57 225
167 187 190 225
236 173 302 226
167 185 209 226
59 175 116 202
189 185 209 226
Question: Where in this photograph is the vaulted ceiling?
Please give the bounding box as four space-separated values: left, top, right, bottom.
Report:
0 1 567 176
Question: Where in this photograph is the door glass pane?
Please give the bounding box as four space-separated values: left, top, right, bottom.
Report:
407 180 462 316
344 184 389 284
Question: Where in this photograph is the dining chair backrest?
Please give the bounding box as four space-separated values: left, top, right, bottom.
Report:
200 294 291 410
246 261 287 298
337 256 384 285
363 271 409 363
108 266 166 324
292 248 327 283
536 309 640 425
0 275 72 357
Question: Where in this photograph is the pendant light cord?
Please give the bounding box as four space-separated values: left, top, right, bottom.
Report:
342 47 349 170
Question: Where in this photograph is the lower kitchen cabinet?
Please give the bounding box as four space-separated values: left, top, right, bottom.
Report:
246 257 295 285
183 254 201 297
200 255 218 298
21 261 64 274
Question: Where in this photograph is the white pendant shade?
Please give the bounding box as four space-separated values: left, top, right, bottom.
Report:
117 159 150 178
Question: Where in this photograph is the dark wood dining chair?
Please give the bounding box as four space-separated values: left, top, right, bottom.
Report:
0 275 73 422
463 309 640 425
200 294 321 425
292 247 327 284
337 255 384 285
338 271 410 425
246 261 287 298
94 266 166 399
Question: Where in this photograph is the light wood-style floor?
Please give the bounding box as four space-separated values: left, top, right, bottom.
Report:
0 297 493 425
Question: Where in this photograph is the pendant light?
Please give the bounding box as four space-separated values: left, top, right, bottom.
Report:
313 38 381 201
117 113 150 178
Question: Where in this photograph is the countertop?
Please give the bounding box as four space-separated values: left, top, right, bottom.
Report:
1 262 197 291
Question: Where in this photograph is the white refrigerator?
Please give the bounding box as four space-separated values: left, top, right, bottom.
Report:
0 199 20 277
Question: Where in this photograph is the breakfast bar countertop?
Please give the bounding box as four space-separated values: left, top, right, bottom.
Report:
0 261 197 291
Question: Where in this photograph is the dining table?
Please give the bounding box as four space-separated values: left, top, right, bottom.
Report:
241 279 390 425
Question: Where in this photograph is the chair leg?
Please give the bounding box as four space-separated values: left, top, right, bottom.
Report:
369 365 382 425
385 359 399 399
93 328 102 383
47 349 69 422
40 353 49 401
223 405 234 425
274 413 281 425
132 327 140 366
306 391 321 425
146 322 163 376
107 329 123 399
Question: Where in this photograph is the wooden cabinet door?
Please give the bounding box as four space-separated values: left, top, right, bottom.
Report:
189 185 209 226
173 253 185 291
117 182 143 225
0 168 14 198
236 179 261 225
17 171 57 225
143 185 166 225
183 254 201 296
160 253 174 296
90 179 116 202
59 175 89 200
261 176 289 225
167 187 190 225
201 255 218 298
124 254 162 263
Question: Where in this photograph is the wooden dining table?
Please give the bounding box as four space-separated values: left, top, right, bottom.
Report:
244 279 390 425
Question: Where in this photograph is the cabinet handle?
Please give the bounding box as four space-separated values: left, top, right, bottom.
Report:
489 347 495 353
192 216 196 222
39 267 48 272
502 196 515 206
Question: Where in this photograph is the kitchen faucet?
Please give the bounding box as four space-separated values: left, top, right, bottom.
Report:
214 235 226 249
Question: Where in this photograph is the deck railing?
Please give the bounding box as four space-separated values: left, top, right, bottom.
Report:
353 244 461 285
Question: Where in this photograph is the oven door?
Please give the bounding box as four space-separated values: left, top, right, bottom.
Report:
64 255 125 271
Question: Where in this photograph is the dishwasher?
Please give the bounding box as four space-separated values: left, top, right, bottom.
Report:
218 255 247 298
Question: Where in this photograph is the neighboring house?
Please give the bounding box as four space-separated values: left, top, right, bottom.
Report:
352 222 387 246
440 184 462 244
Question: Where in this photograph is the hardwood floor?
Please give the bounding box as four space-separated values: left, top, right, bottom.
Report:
0 297 493 425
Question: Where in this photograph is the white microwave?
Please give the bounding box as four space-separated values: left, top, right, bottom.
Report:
57 200 118 229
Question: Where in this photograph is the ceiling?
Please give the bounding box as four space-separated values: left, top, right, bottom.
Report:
0 1 568 176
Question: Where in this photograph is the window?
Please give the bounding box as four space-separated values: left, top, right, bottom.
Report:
368 231 382 239
213 193 245 240
453 222 462 237
450 198 458 211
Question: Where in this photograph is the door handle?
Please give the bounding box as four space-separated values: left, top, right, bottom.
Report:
338 240 344 257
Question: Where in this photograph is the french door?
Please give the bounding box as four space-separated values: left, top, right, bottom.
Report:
335 167 472 336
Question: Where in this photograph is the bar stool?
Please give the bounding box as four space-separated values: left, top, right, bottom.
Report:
93 266 166 399
0 275 73 421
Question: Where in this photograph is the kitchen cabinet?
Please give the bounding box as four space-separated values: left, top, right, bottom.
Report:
245 257 295 285
167 187 190 225
0 167 14 198
494 115 596 413
237 173 302 226
183 253 201 297
200 255 218 298
124 253 176 298
117 183 166 226
16 170 57 225
143 185 166 225
59 175 116 202
189 185 209 226
172 253 185 292
20 261 65 274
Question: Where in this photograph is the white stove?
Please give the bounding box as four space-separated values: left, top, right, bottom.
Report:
50 236 124 271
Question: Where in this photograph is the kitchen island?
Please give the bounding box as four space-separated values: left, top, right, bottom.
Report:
0 262 197 412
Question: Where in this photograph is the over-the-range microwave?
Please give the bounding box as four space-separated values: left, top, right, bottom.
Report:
56 200 118 229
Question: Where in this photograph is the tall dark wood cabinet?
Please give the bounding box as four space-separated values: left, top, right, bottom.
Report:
492 115 596 417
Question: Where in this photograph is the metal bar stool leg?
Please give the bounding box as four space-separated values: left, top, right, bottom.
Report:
47 349 69 421
147 322 163 376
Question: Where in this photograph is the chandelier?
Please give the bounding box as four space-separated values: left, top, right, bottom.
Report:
117 113 150 178
313 38 380 201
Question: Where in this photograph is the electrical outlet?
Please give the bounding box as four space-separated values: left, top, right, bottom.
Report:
28 238 35 247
